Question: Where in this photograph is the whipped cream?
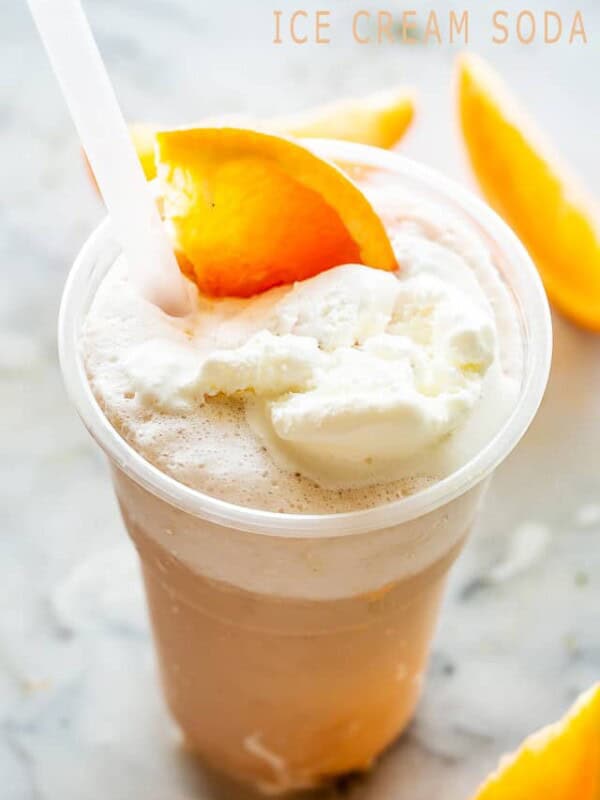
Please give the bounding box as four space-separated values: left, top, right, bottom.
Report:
122 265 496 486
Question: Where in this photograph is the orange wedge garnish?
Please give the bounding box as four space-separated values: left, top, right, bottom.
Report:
156 127 397 298
457 53 600 331
470 683 600 800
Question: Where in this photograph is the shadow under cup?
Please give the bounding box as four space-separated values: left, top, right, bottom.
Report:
59 142 552 793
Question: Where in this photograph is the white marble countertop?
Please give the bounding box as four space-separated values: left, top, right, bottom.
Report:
1 2 600 798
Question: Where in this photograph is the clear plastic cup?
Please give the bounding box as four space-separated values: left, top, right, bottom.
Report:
59 142 552 794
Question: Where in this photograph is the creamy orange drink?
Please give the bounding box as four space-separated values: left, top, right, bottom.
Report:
60 133 551 793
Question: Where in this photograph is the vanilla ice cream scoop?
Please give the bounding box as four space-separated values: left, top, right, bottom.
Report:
122 264 497 486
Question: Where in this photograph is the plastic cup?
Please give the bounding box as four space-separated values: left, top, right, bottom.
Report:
59 142 552 793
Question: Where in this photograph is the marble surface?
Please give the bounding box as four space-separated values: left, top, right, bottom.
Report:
1 1 600 798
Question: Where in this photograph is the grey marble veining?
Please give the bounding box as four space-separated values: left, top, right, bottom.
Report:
1 2 600 799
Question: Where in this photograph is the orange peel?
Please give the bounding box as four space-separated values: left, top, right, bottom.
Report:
156 127 397 298
457 53 600 331
470 683 600 800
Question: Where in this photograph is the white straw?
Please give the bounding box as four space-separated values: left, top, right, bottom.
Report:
28 0 190 316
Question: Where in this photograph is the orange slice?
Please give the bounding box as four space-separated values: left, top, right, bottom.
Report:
457 53 600 331
87 90 414 187
470 683 600 800
130 123 159 181
268 89 415 149
155 127 397 298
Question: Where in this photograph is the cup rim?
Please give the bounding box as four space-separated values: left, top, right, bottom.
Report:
58 141 552 538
